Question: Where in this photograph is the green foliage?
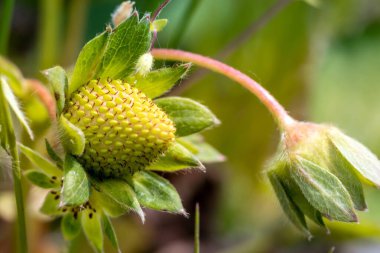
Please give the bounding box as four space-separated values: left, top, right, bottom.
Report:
292 157 356 222
61 213 81 241
148 142 203 172
92 179 144 221
127 64 190 98
40 191 63 216
42 66 68 115
132 171 185 214
150 19 168 32
45 139 63 168
101 214 120 252
0 56 24 96
24 170 59 189
155 97 220 137
18 143 62 176
62 155 90 206
59 116 85 156
81 209 103 253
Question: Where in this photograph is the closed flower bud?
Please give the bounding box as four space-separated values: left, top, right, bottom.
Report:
267 121 380 235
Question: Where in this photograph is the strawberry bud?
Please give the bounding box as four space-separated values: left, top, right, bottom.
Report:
63 78 176 177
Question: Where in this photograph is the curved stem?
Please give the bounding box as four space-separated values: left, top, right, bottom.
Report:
151 48 295 130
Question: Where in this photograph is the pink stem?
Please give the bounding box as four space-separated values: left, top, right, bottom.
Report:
151 48 295 130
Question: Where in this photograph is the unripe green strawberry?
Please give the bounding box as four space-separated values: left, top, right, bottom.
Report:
63 78 176 177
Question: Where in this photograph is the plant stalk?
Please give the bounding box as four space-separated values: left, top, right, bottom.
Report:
0 0 15 55
151 48 295 130
194 203 200 253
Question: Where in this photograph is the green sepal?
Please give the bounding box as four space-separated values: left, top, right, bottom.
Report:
127 64 190 99
177 134 225 163
97 14 151 80
40 191 63 216
0 77 15 151
328 128 380 188
268 169 311 238
292 157 357 222
155 97 220 137
91 178 144 221
81 209 103 253
45 139 63 168
62 155 90 206
102 214 120 252
41 66 68 115
147 142 204 172
61 213 81 241
0 56 24 97
150 19 168 32
18 143 62 177
132 171 185 214
59 116 85 156
69 31 110 95
0 76 33 140
24 170 60 189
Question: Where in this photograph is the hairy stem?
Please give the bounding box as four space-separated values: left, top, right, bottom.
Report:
151 48 295 130
0 0 15 55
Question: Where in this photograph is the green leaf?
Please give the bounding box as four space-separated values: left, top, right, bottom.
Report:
42 66 68 115
292 157 357 222
62 155 90 206
148 142 203 172
328 128 380 188
150 19 168 32
177 134 225 163
127 64 190 99
268 169 310 238
18 143 62 177
61 213 81 241
40 191 63 216
328 143 366 211
69 31 110 95
81 209 103 253
92 178 144 221
97 15 151 80
0 77 15 151
155 97 220 137
0 56 24 97
102 214 120 252
59 116 85 156
24 170 60 189
45 139 63 168
1 76 33 139
132 171 185 214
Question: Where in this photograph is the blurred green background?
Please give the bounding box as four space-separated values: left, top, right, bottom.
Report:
1 0 380 252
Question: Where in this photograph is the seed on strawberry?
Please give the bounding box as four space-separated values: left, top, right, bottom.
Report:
63 78 176 177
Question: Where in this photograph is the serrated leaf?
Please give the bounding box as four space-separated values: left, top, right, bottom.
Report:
1 76 33 139
155 97 220 137
329 128 380 188
97 15 151 80
45 139 63 168
292 157 357 222
268 169 310 237
40 191 63 216
102 214 120 252
59 116 85 156
42 66 68 115
132 171 185 214
81 209 103 253
24 170 60 189
127 64 190 99
178 134 225 163
18 143 62 177
150 19 168 32
69 31 110 95
0 56 24 97
148 142 203 172
92 178 144 221
328 143 366 211
62 155 90 206
61 213 81 241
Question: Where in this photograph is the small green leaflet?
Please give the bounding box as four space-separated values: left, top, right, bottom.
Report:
24 170 59 189
62 155 90 206
81 210 103 253
102 214 120 252
132 171 185 214
42 66 68 115
127 64 190 99
155 97 220 137
40 191 63 216
59 116 85 156
61 213 81 241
